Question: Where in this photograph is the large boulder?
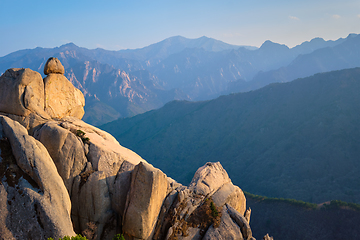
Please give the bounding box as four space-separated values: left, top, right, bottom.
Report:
0 116 75 239
189 162 231 196
212 182 246 215
0 58 85 130
44 57 65 75
44 73 85 119
0 68 49 118
33 120 88 192
123 162 169 239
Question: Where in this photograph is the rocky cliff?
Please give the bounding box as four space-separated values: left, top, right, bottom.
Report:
0 58 272 240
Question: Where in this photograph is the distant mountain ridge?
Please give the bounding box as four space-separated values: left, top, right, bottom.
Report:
225 34 360 95
101 67 360 204
115 35 255 64
0 34 358 125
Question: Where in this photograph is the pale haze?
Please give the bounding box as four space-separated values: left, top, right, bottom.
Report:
0 0 359 57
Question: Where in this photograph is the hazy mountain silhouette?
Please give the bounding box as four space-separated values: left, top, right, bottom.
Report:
144 35 349 100
114 35 253 64
225 34 359 95
0 35 356 125
101 67 360 204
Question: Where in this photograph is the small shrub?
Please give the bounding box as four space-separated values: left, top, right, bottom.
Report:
76 129 90 144
82 137 90 144
210 201 219 218
76 130 86 137
72 235 88 240
112 233 125 240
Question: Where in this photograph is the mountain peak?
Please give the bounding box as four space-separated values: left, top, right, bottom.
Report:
59 42 79 49
309 37 325 43
199 35 210 40
347 33 358 39
259 40 289 50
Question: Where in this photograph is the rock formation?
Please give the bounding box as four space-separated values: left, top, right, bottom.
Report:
0 116 75 239
245 208 251 223
0 58 273 240
43 57 85 119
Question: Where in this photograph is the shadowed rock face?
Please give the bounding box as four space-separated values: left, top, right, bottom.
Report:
0 116 75 240
0 58 271 240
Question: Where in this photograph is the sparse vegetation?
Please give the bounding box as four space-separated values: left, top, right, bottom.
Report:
112 233 125 240
210 201 219 217
76 129 86 137
47 234 88 240
82 137 90 144
322 200 360 211
244 192 317 209
188 198 222 229
76 129 90 144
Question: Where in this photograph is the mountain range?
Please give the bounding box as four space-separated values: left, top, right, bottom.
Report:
1 34 358 125
101 67 360 204
225 33 360 95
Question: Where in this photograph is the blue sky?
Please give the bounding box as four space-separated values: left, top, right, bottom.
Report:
0 0 359 57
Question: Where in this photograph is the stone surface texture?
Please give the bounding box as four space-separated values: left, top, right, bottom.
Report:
44 57 65 75
189 162 231 196
0 68 49 118
0 116 75 239
44 74 85 119
123 162 169 239
203 206 244 240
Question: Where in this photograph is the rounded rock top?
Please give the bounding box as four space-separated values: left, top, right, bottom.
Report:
44 57 65 75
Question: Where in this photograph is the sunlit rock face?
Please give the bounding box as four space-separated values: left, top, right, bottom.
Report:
0 57 85 133
43 57 85 120
0 58 272 240
0 68 48 118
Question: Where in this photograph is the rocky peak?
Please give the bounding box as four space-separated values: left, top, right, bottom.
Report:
0 58 85 132
0 58 273 239
43 58 85 120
